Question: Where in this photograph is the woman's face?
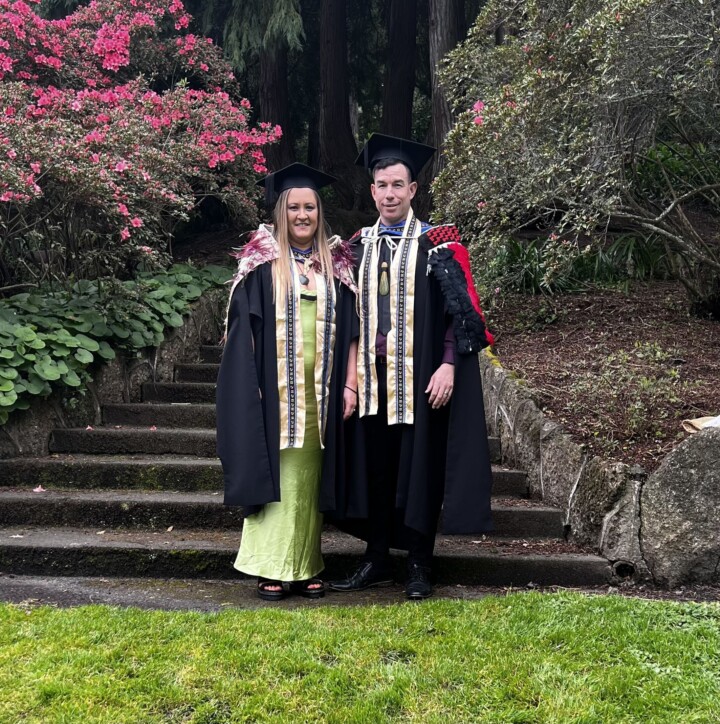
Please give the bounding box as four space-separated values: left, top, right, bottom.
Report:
286 187 318 248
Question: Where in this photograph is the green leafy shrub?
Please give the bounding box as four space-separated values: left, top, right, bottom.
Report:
434 0 720 315
490 234 669 296
0 264 232 425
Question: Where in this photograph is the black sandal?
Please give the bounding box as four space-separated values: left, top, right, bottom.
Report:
290 578 326 599
257 578 286 601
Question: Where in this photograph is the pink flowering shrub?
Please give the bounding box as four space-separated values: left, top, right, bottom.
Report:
0 0 280 287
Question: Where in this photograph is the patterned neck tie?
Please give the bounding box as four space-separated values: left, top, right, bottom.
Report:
378 239 392 335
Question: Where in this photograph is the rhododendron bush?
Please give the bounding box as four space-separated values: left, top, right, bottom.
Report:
434 0 720 315
0 0 280 289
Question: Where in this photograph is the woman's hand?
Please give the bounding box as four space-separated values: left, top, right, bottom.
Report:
343 386 358 420
343 339 359 420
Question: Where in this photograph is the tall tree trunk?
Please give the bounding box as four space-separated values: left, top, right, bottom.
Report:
319 0 363 208
259 41 295 171
307 110 321 169
416 0 466 218
381 0 418 138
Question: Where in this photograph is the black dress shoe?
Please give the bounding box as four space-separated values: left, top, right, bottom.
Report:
405 563 432 600
328 561 393 592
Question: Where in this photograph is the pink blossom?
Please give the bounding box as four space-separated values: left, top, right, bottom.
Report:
120 227 131 240
0 53 14 75
117 203 129 216
130 217 143 227
93 23 131 71
473 100 485 113
114 160 129 172
30 162 41 173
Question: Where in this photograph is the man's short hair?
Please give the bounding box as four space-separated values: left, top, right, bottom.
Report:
371 157 415 182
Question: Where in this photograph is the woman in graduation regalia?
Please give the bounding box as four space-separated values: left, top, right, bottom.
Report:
216 163 358 601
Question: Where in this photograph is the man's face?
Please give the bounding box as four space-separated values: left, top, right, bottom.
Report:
371 163 417 226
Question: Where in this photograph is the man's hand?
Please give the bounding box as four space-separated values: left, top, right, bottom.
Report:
425 362 454 409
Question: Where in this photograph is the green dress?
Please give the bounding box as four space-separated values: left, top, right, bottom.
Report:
234 293 324 581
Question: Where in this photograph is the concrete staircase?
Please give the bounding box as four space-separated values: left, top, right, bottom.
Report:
0 345 611 588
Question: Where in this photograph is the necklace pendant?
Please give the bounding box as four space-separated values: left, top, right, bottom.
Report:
299 273 309 286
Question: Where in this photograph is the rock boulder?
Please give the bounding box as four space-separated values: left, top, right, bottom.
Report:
641 427 720 586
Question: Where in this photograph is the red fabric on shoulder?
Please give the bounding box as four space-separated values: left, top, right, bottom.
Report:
426 225 461 246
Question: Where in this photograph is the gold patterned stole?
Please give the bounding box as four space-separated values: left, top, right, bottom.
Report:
276 249 336 450
357 210 421 425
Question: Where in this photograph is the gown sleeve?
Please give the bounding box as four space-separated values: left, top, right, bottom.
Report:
217 270 278 507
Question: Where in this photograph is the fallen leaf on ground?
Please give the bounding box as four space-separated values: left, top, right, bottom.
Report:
32 485 46 493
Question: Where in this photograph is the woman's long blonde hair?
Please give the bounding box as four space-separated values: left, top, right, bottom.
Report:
271 188 334 306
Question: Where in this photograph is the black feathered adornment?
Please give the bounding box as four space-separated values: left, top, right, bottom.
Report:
420 225 494 354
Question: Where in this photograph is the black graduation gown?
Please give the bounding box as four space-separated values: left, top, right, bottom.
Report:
337 225 494 539
216 262 358 516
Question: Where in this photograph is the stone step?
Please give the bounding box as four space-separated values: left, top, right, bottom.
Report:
0 526 611 586
0 455 222 491
200 345 223 364
46 428 501 463
0 490 557 537
49 428 217 457
0 456 526 496
103 403 216 429
0 490 239 529
142 382 216 404
175 364 221 383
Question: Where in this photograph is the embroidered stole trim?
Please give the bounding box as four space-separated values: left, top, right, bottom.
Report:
357 210 421 425
276 250 336 450
315 268 336 448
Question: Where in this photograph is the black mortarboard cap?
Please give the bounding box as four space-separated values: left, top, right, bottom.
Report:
355 133 435 180
257 162 336 206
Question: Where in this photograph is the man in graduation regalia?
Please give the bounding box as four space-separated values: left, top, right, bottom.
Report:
329 134 495 600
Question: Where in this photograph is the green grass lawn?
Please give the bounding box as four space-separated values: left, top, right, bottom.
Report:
1 592 718 724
